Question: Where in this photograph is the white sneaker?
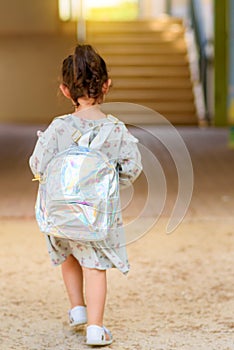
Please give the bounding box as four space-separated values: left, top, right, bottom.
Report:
69 306 87 326
86 325 113 346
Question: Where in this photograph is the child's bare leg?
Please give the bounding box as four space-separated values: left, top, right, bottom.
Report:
82 267 107 326
61 255 85 308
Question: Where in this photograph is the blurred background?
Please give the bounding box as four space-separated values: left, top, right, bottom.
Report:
0 0 216 124
0 0 234 220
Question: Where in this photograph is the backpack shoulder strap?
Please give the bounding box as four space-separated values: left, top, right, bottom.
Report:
55 115 98 147
107 115 119 124
54 115 82 143
88 116 118 149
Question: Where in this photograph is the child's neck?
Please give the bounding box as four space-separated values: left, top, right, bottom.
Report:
72 104 106 120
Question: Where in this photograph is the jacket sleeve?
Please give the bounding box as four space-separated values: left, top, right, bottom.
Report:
29 120 59 179
118 125 142 189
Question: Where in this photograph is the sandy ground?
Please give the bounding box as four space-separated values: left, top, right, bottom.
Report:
0 125 234 349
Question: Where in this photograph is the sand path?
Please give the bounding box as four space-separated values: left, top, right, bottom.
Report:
0 125 233 349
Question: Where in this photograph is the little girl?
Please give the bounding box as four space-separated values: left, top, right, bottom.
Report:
29 44 142 346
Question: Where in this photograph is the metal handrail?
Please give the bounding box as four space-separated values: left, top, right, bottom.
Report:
189 0 209 118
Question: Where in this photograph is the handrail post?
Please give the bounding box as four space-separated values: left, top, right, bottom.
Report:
165 0 172 15
228 0 234 128
190 0 210 121
214 0 228 126
77 0 86 43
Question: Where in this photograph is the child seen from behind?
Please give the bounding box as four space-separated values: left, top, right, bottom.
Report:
29 44 142 346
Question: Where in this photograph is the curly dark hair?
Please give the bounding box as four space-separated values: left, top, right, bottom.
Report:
61 44 109 106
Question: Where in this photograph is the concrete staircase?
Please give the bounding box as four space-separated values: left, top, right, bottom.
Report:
86 17 198 125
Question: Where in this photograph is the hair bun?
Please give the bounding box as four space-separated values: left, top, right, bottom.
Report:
61 44 109 106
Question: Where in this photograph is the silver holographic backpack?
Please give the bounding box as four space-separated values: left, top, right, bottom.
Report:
35 116 119 241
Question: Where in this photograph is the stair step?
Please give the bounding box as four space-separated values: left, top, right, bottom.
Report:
87 28 184 37
88 32 184 41
86 18 198 125
104 55 188 66
105 100 196 113
90 37 187 47
143 102 196 113
124 113 198 124
108 89 194 101
86 18 184 32
112 78 192 89
110 66 190 78
101 103 197 125
94 44 187 55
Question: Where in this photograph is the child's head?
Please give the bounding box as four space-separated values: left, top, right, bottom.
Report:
60 44 111 107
